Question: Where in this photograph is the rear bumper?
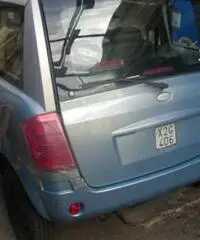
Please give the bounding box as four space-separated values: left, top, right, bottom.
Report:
41 156 200 222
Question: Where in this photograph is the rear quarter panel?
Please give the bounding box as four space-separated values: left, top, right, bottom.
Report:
0 0 57 220
0 78 51 219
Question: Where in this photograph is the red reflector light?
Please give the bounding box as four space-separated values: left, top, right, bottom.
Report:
22 113 76 171
143 66 174 76
69 203 82 215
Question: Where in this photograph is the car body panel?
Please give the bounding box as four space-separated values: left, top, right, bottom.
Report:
60 72 200 187
23 0 56 112
0 0 53 220
41 153 200 222
0 77 49 220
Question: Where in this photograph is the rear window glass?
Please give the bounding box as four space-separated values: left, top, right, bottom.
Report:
41 0 200 100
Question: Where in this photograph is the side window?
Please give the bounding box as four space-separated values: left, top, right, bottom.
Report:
0 6 23 89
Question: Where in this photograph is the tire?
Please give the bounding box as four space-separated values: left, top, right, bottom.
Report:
2 167 54 240
191 182 200 188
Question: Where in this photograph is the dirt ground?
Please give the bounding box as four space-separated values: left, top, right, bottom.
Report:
1 183 200 240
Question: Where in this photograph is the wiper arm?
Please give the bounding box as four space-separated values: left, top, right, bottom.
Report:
54 2 84 67
143 81 168 90
120 75 168 90
57 75 168 92
54 0 95 68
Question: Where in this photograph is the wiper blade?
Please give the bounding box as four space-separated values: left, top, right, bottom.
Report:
119 75 168 90
77 74 168 90
143 80 168 90
57 75 168 92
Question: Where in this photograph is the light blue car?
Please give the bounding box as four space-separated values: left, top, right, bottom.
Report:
1 0 200 239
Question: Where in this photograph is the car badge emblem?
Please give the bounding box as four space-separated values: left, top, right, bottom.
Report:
157 92 172 102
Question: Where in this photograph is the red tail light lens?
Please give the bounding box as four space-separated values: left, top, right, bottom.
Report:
22 113 76 171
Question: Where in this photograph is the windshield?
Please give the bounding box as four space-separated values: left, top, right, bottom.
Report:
41 0 200 100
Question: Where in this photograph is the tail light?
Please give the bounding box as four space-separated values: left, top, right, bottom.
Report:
22 112 76 171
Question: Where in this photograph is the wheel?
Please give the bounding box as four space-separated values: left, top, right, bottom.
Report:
0 153 9 175
2 167 54 240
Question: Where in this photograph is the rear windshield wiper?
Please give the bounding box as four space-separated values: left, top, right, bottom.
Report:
57 75 168 92
80 75 168 90
54 0 95 67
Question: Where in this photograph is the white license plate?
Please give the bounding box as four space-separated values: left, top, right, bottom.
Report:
155 123 177 149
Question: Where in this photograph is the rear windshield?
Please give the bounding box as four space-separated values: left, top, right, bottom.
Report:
41 0 200 100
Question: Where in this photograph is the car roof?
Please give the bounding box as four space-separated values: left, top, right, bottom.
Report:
1 0 27 6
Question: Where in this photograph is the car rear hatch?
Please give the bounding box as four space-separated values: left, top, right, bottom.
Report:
40 0 200 187
60 73 200 187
